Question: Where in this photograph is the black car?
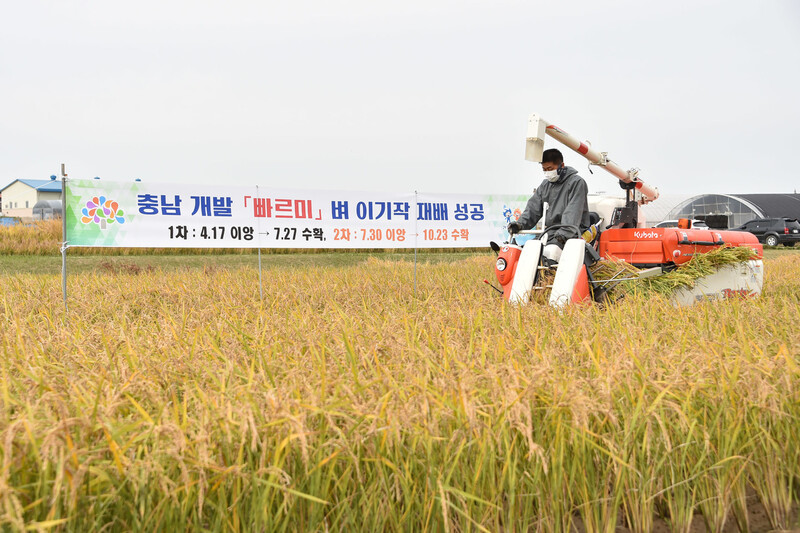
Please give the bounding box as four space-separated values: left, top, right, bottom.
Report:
730 217 800 247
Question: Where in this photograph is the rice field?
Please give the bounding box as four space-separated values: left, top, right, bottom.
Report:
1 238 799 531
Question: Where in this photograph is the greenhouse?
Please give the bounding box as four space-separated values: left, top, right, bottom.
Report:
665 193 800 229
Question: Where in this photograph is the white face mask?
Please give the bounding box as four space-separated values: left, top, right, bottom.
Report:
543 169 559 182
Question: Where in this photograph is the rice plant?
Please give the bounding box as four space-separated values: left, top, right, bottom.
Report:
0 251 798 531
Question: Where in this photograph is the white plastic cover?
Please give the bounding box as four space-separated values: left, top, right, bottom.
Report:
509 240 543 305
549 239 586 309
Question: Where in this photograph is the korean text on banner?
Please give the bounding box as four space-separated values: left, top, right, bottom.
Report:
65 179 529 249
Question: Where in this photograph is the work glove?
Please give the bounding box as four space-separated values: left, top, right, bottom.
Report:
507 222 521 234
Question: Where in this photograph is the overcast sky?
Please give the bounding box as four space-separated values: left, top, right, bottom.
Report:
3 0 799 197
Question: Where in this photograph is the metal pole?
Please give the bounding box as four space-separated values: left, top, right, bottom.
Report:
258 248 263 301
60 164 68 313
414 190 418 299
256 185 263 301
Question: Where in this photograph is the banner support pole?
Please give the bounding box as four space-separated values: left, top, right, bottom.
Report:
60 164 68 313
256 185 263 301
258 248 263 301
414 190 418 299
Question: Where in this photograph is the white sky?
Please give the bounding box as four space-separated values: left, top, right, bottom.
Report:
2 0 799 196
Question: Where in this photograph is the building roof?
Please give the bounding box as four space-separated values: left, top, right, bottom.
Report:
19 179 62 192
732 193 800 220
0 178 62 193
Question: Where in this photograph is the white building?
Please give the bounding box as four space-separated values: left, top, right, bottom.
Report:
0 178 62 219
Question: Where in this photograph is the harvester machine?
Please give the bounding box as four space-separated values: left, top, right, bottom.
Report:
490 114 764 307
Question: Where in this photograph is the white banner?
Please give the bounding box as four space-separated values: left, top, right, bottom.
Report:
65 179 530 249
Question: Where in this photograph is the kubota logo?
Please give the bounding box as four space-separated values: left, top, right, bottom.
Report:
634 231 659 239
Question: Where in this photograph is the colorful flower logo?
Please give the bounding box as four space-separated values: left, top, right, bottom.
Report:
502 205 523 224
81 196 125 226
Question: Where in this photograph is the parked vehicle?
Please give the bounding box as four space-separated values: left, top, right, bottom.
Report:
654 219 709 229
730 217 800 247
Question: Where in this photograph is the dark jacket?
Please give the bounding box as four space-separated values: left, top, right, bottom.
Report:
515 166 590 244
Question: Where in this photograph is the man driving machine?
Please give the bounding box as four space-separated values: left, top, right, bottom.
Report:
507 148 591 262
